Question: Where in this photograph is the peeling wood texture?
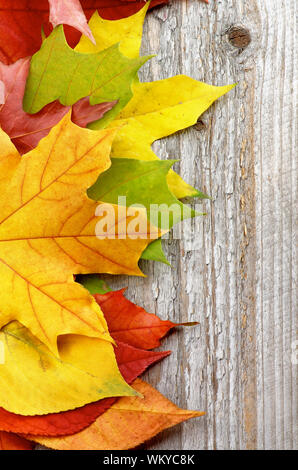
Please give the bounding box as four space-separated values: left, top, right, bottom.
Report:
103 0 297 450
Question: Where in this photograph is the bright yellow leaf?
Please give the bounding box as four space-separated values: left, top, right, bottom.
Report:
0 113 159 354
30 379 204 449
107 78 234 198
0 322 137 415
75 3 148 58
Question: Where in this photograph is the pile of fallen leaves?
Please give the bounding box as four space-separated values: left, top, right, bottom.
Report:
0 0 230 450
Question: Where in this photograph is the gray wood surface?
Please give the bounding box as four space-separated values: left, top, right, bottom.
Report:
102 0 297 450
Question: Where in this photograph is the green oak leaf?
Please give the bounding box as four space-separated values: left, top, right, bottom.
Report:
87 158 207 263
23 26 151 128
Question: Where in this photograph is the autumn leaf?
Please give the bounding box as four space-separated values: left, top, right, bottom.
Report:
0 431 33 450
0 335 169 435
0 321 138 416
87 158 206 263
0 114 159 353
75 2 150 59
0 58 116 155
95 288 183 349
89 158 208 262
0 0 49 65
0 398 112 438
31 379 204 450
89 158 204 228
23 25 151 127
115 340 170 383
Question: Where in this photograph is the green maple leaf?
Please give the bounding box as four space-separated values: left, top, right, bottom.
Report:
87 158 208 263
23 26 151 128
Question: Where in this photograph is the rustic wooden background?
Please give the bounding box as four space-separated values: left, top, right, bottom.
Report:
101 0 297 450
38 0 296 451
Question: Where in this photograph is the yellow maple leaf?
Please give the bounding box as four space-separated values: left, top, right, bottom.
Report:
0 113 159 354
30 378 204 449
109 78 234 199
0 322 137 415
76 5 234 199
75 2 148 59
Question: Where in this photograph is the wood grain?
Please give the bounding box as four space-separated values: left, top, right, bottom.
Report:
102 0 297 450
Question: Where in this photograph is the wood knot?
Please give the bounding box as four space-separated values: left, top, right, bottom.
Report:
228 26 251 49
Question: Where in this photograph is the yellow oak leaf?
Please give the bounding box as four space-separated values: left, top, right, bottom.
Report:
0 113 159 354
0 322 137 415
76 6 234 199
30 378 204 449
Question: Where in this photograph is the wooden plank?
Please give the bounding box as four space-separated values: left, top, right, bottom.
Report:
103 0 297 450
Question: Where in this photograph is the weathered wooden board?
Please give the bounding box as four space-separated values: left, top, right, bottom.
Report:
101 0 297 450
